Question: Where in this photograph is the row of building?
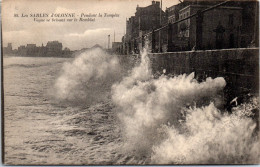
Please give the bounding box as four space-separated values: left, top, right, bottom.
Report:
3 41 72 57
112 0 259 54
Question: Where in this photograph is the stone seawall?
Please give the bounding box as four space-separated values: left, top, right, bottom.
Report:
148 48 259 102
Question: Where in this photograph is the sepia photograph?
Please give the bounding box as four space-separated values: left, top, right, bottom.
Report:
1 0 259 165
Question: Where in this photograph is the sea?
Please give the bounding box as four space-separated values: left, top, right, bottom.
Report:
3 48 260 165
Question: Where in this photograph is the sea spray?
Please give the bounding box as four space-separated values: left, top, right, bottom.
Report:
53 48 122 106
52 46 259 164
111 49 226 154
111 49 259 164
151 102 259 164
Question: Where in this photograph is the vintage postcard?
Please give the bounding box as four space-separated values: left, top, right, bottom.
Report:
1 0 259 165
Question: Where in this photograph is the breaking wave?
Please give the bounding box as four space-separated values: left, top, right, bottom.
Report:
111 49 259 164
54 47 259 164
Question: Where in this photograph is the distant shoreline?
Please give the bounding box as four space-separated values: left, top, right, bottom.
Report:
3 53 74 58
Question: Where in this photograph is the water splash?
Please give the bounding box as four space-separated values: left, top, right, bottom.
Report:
53 48 122 106
53 47 259 164
152 102 259 164
111 49 259 164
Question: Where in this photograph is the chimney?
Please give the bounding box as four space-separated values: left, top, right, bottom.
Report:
152 0 155 5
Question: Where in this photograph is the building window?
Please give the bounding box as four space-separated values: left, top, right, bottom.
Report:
229 14 234 25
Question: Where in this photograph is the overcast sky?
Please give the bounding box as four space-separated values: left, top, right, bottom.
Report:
2 0 179 50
